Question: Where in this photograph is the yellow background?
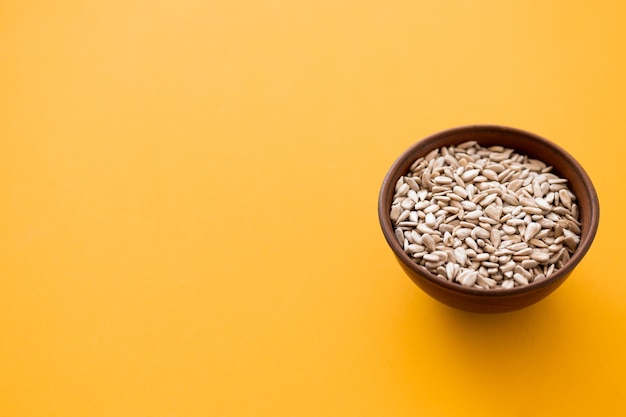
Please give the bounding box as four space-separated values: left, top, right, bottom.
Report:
1 1 624 416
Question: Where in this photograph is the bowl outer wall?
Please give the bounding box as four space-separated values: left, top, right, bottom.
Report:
378 125 600 313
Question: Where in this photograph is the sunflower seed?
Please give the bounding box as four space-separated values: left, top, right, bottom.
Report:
477 276 497 288
425 261 445 269
390 205 402 222
461 201 477 211
455 227 472 239
521 259 539 269
453 185 468 198
394 228 404 245
458 269 478 287
524 222 542 242
419 233 435 252
461 169 480 181
423 254 442 262
465 209 483 220
513 273 529 285
501 279 515 289
563 229 580 251
484 205 502 221
457 140 478 149
559 189 572 209
454 247 468 265
407 244 425 253
416 223 436 234
530 251 551 263
433 176 453 185
397 179 413 195
446 262 459 281
424 212 437 227
500 261 517 273
464 237 479 251
502 224 516 235
535 197 551 211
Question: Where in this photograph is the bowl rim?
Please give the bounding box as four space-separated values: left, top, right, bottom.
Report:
378 124 600 297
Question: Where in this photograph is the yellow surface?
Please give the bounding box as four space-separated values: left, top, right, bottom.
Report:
1 1 624 415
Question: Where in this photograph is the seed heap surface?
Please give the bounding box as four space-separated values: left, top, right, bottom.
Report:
390 141 581 289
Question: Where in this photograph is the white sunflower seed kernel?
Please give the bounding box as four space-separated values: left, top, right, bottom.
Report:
513 273 529 286
454 247 468 265
502 279 515 289
395 183 410 197
524 222 542 242
422 233 436 252
459 270 478 287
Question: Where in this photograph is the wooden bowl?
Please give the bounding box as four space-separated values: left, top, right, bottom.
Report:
378 125 600 313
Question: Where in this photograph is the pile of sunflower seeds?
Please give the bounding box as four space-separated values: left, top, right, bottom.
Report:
390 141 581 289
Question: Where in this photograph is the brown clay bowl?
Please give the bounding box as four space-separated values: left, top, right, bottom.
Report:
378 125 600 313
